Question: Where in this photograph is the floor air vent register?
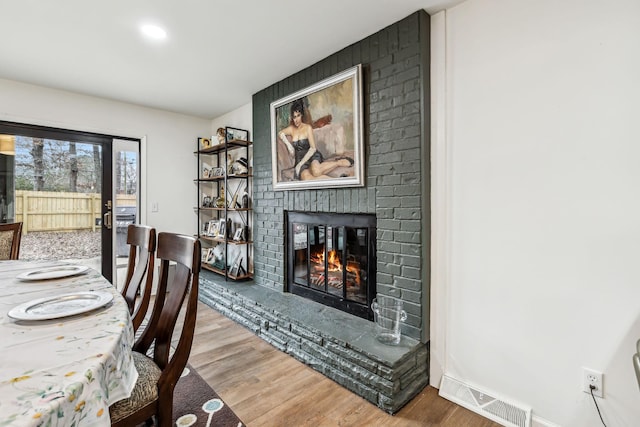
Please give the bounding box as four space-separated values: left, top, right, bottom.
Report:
439 375 532 427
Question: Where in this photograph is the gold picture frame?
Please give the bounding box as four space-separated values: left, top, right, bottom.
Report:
198 137 212 149
270 64 364 191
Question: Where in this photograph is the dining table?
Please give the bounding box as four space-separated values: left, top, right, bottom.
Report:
0 260 138 427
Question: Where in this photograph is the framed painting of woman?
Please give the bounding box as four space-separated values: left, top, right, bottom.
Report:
270 64 364 191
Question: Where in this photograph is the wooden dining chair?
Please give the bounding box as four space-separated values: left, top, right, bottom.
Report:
121 224 156 333
109 232 200 427
0 222 23 260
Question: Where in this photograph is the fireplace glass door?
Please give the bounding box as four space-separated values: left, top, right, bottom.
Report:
288 212 376 320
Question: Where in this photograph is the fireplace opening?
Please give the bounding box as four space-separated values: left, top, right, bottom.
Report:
286 211 376 320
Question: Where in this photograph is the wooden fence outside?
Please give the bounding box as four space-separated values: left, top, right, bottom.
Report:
15 191 137 234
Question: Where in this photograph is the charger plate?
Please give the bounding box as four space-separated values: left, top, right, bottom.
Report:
8 291 113 321
17 265 90 281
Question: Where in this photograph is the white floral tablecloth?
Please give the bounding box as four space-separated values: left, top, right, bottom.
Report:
0 260 138 427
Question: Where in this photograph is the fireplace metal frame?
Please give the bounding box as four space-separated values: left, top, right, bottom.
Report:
285 211 376 320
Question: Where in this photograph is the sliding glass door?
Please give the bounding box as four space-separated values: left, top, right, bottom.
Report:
0 121 140 283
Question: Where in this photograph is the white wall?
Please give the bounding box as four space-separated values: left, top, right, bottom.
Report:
0 78 211 236
432 0 640 425
210 103 252 140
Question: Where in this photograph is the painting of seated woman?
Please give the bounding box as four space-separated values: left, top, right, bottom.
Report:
270 65 364 191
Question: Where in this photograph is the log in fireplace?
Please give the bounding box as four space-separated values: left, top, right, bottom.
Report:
286 211 376 320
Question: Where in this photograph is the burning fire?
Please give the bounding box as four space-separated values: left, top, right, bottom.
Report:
311 249 342 271
310 249 361 285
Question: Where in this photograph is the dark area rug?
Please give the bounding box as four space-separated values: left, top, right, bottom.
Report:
172 364 243 426
134 364 243 426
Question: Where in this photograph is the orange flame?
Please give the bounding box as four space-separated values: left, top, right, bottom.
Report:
310 249 361 286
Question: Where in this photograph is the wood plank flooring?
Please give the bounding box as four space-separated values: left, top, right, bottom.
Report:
188 302 500 426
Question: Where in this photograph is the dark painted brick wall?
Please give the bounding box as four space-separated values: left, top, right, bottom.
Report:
252 11 430 340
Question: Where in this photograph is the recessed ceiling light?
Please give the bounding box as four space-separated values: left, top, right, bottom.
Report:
140 24 167 40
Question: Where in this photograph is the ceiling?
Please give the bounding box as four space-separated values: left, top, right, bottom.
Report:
1 0 460 119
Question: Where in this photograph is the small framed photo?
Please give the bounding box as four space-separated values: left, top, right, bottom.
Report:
210 167 224 177
202 195 211 207
233 227 244 241
198 137 212 149
207 220 218 236
217 219 227 238
225 127 249 143
205 248 215 264
215 127 226 145
202 167 210 178
229 255 243 277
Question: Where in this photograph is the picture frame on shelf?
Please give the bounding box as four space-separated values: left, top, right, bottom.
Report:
198 137 212 149
233 227 243 241
202 167 210 178
202 195 211 207
207 220 218 237
270 64 364 191
217 219 227 238
225 127 249 143
210 167 225 177
215 127 226 145
205 248 215 264
229 256 243 277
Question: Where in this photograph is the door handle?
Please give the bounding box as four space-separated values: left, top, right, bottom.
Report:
103 212 112 230
104 200 112 230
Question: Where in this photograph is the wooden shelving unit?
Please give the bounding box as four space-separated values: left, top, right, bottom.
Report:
195 128 252 281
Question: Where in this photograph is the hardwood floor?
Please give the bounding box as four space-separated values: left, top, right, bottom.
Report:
188 302 501 426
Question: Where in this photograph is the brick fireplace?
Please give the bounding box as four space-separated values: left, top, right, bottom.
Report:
199 10 431 414
252 10 430 342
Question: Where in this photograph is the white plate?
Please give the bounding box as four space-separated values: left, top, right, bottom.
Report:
8 291 113 321
17 265 90 281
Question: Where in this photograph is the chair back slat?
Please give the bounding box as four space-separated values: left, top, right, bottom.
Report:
133 232 200 375
121 224 156 332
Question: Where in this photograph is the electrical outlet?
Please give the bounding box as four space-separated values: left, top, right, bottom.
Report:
583 367 603 398
151 202 158 212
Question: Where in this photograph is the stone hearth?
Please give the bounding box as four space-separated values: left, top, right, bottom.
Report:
199 271 428 414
